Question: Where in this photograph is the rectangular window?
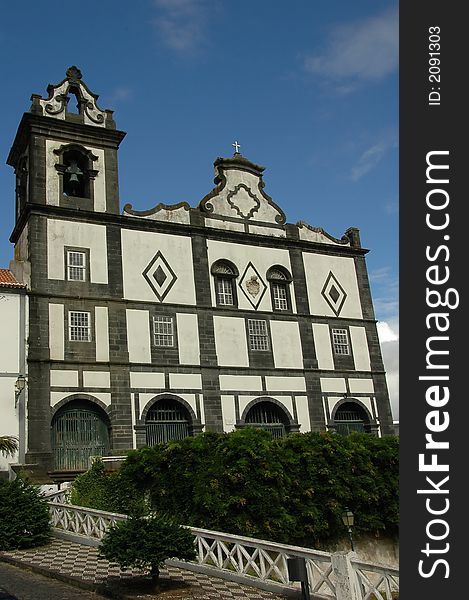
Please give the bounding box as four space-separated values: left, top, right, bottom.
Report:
153 316 174 347
272 282 288 310
67 251 86 281
332 328 350 355
248 319 270 351
216 277 234 305
69 311 91 342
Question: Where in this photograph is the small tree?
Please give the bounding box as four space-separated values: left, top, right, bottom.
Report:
0 435 19 457
99 515 196 588
0 476 51 550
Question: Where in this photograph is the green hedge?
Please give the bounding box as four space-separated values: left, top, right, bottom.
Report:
72 430 398 548
70 459 146 516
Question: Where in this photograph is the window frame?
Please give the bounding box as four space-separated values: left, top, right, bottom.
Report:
153 315 175 348
211 260 239 308
331 328 350 355
266 266 292 313
247 318 270 351
66 248 88 282
68 310 92 342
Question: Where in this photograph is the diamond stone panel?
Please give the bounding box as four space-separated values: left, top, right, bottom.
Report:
321 271 347 316
142 251 177 301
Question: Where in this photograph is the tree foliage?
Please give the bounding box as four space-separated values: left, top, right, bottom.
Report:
70 458 146 516
0 436 19 457
98 515 196 584
73 430 399 548
0 476 51 550
119 429 399 547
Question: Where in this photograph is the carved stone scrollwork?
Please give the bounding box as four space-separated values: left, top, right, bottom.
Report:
84 101 105 124
45 94 67 116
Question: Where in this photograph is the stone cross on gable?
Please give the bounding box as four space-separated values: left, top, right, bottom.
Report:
232 141 241 154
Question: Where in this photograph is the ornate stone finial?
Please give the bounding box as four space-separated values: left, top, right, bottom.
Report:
232 141 241 155
66 66 82 81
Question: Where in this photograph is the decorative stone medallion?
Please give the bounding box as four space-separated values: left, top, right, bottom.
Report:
239 262 267 309
321 271 347 316
142 251 177 301
227 184 261 219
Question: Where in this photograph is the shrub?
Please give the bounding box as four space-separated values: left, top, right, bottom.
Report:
98 515 196 587
70 458 146 516
0 476 51 550
118 429 399 547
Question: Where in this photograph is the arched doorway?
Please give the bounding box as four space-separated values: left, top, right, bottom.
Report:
145 397 192 446
51 400 110 471
333 401 369 435
244 400 290 439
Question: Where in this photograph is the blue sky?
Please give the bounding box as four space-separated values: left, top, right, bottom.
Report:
0 1 398 417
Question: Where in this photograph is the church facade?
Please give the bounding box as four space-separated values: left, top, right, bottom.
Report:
6 67 394 480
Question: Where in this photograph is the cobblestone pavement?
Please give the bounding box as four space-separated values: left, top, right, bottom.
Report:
0 561 108 599
0 538 290 599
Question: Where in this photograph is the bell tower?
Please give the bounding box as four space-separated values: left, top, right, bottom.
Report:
6 68 127 480
7 66 126 222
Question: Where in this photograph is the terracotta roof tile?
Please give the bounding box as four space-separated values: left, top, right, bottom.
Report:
0 268 26 289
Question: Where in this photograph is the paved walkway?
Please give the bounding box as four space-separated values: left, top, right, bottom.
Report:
0 538 290 599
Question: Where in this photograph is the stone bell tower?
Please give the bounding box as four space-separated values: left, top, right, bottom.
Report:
6 67 127 479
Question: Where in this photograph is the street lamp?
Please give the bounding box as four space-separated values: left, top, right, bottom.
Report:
14 375 26 407
341 507 355 551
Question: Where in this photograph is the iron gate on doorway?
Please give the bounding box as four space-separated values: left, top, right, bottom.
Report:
145 398 191 445
52 406 110 470
245 401 287 439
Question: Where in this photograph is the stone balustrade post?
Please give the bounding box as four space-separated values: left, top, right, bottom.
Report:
331 551 361 600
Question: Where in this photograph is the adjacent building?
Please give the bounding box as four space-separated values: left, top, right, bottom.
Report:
0 269 27 478
5 67 394 480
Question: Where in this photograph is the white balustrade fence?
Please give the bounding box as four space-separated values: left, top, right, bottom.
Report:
46 499 398 599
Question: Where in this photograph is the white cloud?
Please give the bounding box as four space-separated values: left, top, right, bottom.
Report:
304 7 398 90
376 318 399 421
110 87 134 103
152 0 210 52
351 141 388 181
377 321 398 343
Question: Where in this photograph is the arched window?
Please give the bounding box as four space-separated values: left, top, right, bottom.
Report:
245 400 289 439
333 402 369 435
51 400 110 471
267 266 292 312
54 144 98 200
211 260 238 307
145 398 192 445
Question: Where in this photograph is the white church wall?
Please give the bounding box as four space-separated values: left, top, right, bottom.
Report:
50 370 79 387
47 219 108 283
126 309 151 363
349 326 371 371
295 396 311 432
130 371 165 390
121 229 196 304
349 378 375 394
83 371 111 388
270 320 303 369
95 306 109 362
312 323 334 370
302 253 362 319
176 313 200 365
219 375 263 392
221 395 237 432
49 303 64 360
213 316 249 367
